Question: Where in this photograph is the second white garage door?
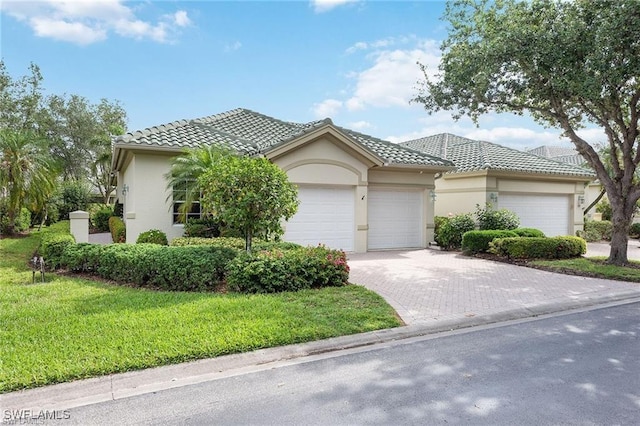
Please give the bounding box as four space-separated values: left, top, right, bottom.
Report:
368 189 423 250
284 186 354 251
499 194 571 237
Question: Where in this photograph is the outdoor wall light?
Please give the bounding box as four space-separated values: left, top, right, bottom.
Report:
489 192 498 203
429 190 437 202
122 184 129 196
578 195 585 206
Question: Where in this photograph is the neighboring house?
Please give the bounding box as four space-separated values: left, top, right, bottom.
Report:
528 145 604 220
111 108 454 252
401 134 596 237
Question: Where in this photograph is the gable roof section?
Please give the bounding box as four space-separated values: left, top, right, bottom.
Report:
527 145 586 166
112 109 453 170
400 133 595 178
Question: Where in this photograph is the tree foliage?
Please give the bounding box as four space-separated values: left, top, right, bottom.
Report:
414 0 640 265
165 144 232 223
0 61 127 204
198 156 299 252
0 129 58 234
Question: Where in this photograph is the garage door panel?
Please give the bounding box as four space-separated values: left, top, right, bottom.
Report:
499 194 570 237
368 189 423 250
284 186 354 251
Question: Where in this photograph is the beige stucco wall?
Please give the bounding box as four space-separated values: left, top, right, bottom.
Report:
120 151 184 244
434 175 489 217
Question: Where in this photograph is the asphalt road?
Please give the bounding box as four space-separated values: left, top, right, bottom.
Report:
64 301 640 425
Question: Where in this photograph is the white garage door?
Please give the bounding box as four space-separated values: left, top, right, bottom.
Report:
284 186 354 251
368 189 423 250
499 194 571 237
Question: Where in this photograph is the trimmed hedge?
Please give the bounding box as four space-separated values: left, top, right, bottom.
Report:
462 230 518 254
136 229 168 245
90 205 114 232
226 246 349 293
38 223 76 270
170 236 301 252
108 216 126 243
61 243 237 291
489 236 586 259
511 228 545 238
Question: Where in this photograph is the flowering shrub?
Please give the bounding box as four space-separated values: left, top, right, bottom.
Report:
136 229 168 245
226 245 350 293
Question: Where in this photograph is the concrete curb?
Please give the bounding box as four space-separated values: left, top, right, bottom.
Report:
3 291 640 413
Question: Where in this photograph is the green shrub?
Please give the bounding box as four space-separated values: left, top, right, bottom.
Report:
183 217 221 238
629 223 640 238
171 236 246 250
475 204 520 230
39 232 76 270
579 220 612 242
461 230 518 254
57 181 91 220
90 205 114 232
108 216 126 243
16 207 32 232
489 236 586 259
435 214 475 250
226 246 349 293
136 229 168 245
61 243 236 291
596 200 612 221
61 243 104 273
511 228 545 238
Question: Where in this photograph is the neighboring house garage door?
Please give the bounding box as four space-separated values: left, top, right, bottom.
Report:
499 194 571 237
368 188 423 250
284 186 354 251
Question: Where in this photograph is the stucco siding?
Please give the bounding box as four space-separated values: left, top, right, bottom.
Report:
122 152 184 243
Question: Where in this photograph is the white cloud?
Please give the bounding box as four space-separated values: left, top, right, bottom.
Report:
312 99 343 118
30 17 107 45
345 35 416 54
224 41 242 52
348 120 373 130
0 0 191 45
345 39 441 111
310 0 358 13
173 10 191 27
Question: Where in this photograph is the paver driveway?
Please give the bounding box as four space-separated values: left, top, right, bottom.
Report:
348 248 640 326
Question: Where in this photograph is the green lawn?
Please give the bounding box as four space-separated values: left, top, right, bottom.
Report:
0 231 401 393
531 257 640 282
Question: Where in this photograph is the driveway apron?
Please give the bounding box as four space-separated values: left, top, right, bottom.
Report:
348 249 640 326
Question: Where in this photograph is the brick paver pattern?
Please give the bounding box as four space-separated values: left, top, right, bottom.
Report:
348 249 640 325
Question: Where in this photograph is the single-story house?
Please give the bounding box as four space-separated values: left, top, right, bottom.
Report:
111 108 454 252
400 134 596 237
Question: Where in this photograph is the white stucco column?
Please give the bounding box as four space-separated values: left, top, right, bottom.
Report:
69 210 89 243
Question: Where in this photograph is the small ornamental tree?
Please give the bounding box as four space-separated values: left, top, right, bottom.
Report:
198 156 299 252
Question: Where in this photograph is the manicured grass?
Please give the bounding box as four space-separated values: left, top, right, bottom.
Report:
531 257 640 282
0 230 401 393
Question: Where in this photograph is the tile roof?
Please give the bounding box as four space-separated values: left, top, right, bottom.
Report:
527 145 586 166
400 133 595 178
113 108 453 168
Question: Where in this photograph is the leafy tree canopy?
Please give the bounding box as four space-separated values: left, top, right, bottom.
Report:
198 155 299 252
414 0 640 265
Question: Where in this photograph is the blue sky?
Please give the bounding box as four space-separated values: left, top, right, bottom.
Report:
1 0 602 150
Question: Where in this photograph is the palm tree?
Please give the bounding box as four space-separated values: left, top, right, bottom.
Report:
165 144 232 223
0 129 58 235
